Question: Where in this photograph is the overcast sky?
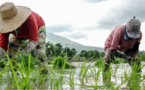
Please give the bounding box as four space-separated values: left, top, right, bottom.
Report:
1 0 145 50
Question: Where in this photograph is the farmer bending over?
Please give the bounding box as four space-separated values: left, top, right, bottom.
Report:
0 2 48 73
103 16 142 84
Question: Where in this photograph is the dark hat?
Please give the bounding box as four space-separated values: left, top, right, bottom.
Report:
126 16 141 38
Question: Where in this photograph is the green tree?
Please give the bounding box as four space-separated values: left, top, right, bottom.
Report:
69 48 77 59
80 50 88 59
46 41 55 59
62 47 77 60
100 52 105 57
54 43 62 57
93 50 100 58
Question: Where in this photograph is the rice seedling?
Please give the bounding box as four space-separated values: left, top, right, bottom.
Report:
52 56 75 69
69 68 76 89
94 59 103 67
0 52 145 90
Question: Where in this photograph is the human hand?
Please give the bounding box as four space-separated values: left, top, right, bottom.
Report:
124 55 133 61
21 41 38 53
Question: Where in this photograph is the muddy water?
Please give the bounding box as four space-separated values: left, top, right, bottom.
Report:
1 62 145 90
60 62 145 90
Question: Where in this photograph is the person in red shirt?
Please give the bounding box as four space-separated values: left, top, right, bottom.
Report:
103 16 142 85
0 2 48 74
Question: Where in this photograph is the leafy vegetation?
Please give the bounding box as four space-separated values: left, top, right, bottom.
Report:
0 59 6 68
52 56 75 69
46 42 77 60
0 52 145 89
45 41 105 61
94 59 103 67
13 53 38 69
0 40 145 89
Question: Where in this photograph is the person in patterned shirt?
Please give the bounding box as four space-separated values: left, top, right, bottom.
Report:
0 2 48 74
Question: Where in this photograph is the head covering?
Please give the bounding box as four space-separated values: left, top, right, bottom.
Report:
124 27 135 40
126 16 141 38
0 2 32 33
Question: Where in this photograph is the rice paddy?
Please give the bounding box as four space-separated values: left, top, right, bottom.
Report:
0 54 145 90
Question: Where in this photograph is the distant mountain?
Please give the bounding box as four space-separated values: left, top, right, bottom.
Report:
46 33 104 54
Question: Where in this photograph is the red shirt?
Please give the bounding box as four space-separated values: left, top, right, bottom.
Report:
0 11 45 51
104 25 142 52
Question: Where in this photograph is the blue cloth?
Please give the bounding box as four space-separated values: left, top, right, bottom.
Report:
124 27 135 40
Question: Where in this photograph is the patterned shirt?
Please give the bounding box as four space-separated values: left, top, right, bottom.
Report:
104 25 142 52
0 11 45 51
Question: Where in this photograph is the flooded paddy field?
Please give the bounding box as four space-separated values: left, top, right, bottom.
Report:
1 61 145 90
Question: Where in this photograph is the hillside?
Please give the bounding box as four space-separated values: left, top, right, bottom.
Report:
46 33 104 53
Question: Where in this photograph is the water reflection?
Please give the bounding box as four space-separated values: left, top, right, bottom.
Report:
1 62 145 90
62 62 145 90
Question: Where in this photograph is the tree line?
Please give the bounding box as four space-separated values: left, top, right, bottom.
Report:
45 41 105 60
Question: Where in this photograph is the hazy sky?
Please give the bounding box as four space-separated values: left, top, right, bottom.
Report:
1 0 145 50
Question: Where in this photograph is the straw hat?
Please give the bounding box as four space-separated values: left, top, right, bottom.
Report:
0 2 32 33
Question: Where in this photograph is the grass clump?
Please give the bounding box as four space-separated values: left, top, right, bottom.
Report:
13 53 38 69
94 59 103 67
48 61 52 65
0 58 6 69
113 59 120 64
52 56 75 69
121 59 127 63
112 58 127 64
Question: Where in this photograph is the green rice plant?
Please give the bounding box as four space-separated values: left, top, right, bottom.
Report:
113 59 120 64
52 56 75 69
126 72 141 89
115 71 129 89
102 62 116 89
6 53 34 89
121 59 127 63
0 58 6 69
69 69 76 89
121 60 141 90
49 56 69 89
48 61 52 65
1 52 49 89
21 53 32 89
112 64 120 77
0 50 19 89
138 53 145 61
36 72 49 89
94 55 104 68
49 68 57 89
79 62 86 85
48 67 64 90
14 53 38 69
2 51 145 90
6 56 20 89
94 67 102 88
79 62 91 86
94 59 103 67
112 64 120 89
0 62 12 89
113 58 127 64
53 56 66 68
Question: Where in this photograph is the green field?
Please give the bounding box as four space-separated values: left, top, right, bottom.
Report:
0 53 145 90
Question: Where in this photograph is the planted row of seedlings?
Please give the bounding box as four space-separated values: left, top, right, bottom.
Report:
0 53 145 89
